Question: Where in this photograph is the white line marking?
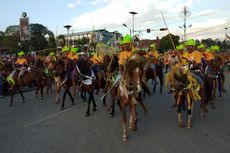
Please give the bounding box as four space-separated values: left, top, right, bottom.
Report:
24 106 75 128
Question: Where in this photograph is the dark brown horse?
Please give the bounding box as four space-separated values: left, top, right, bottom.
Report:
118 53 148 142
50 59 75 110
100 54 120 117
76 55 97 116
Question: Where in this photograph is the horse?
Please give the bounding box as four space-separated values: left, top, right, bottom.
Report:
5 64 45 106
117 53 148 142
76 55 97 116
100 54 120 117
204 54 224 109
50 58 74 110
166 63 201 128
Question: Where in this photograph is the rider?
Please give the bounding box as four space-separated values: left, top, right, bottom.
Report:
15 51 29 86
118 34 133 76
148 43 159 83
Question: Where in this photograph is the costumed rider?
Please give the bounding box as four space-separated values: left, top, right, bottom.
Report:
148 43 159 83
15 51 29 86
90 51 103 75
186 39 204 88
197 43 206 69
118 34 133 77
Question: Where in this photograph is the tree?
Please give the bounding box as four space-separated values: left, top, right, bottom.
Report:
29 23 55 51
159 34 180 52
5 25 20 36
57 35 65 47
0 23 56 53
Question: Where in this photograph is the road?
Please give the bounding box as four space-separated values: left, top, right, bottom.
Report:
0 72 230 153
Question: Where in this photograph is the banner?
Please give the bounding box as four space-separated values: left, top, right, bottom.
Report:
20 17 30 41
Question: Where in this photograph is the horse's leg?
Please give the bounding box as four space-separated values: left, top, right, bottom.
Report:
81 87 86 101
60 88 67 110
187 105 192 128
217 76 222 100
9 89 14 106
18 89 25 103
35 87 39 98
90 90 97 111
40 85 43 100
177 96 183 128
85 90 91 117
159 72 163 94
56 83 61 104
130 103 137 131
121 106 128 142
138 94 148 114
66 87 74 105
200 87 208 117
72 79 77 98
153 81 156 93
211 80 216 109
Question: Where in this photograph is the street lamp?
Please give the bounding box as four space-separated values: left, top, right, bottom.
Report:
64 25 72 47
225 27 228 36
129 11 138 37
122 23 131 36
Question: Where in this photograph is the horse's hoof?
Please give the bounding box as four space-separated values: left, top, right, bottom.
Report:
211 105 216 109
110 113 114 118
102 102 106 107
40 97 43 100
60 107 64 111
85 112 90 117
122 136 128 142
93 107 97 112
8 104 12 106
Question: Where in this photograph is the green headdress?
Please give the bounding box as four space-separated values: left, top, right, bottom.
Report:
176 44 184 50
62 45 70 52
71 47 79 54
150 43 156 49
120 34 132 45
49 52 55 56
197 44 205 49
210 45 220 52
185 39 196 46
18 51 25 56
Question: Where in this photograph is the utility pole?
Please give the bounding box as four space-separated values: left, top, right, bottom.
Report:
129 11 138 37
179 6 191 41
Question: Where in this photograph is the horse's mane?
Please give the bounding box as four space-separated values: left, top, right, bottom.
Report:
107 54 119 72
77 58 91 76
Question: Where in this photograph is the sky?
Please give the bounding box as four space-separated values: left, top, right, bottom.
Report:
0 0 230 40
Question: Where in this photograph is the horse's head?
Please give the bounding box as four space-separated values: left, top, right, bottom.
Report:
48 59 65 77
125 54 145 94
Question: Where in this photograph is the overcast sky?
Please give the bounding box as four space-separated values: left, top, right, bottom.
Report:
0 0 229 40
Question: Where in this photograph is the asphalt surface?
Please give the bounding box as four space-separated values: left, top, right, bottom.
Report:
0 72 230 153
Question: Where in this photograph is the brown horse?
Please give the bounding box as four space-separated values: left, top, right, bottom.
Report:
166 63 200 128
118 53 148 142
7 67 45 106
50 58 75 110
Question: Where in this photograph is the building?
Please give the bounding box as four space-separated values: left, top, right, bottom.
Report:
64 29 122 47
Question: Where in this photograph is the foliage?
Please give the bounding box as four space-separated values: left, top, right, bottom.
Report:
159 34 180 52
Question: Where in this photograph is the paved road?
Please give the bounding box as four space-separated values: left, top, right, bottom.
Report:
0 72 230 153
